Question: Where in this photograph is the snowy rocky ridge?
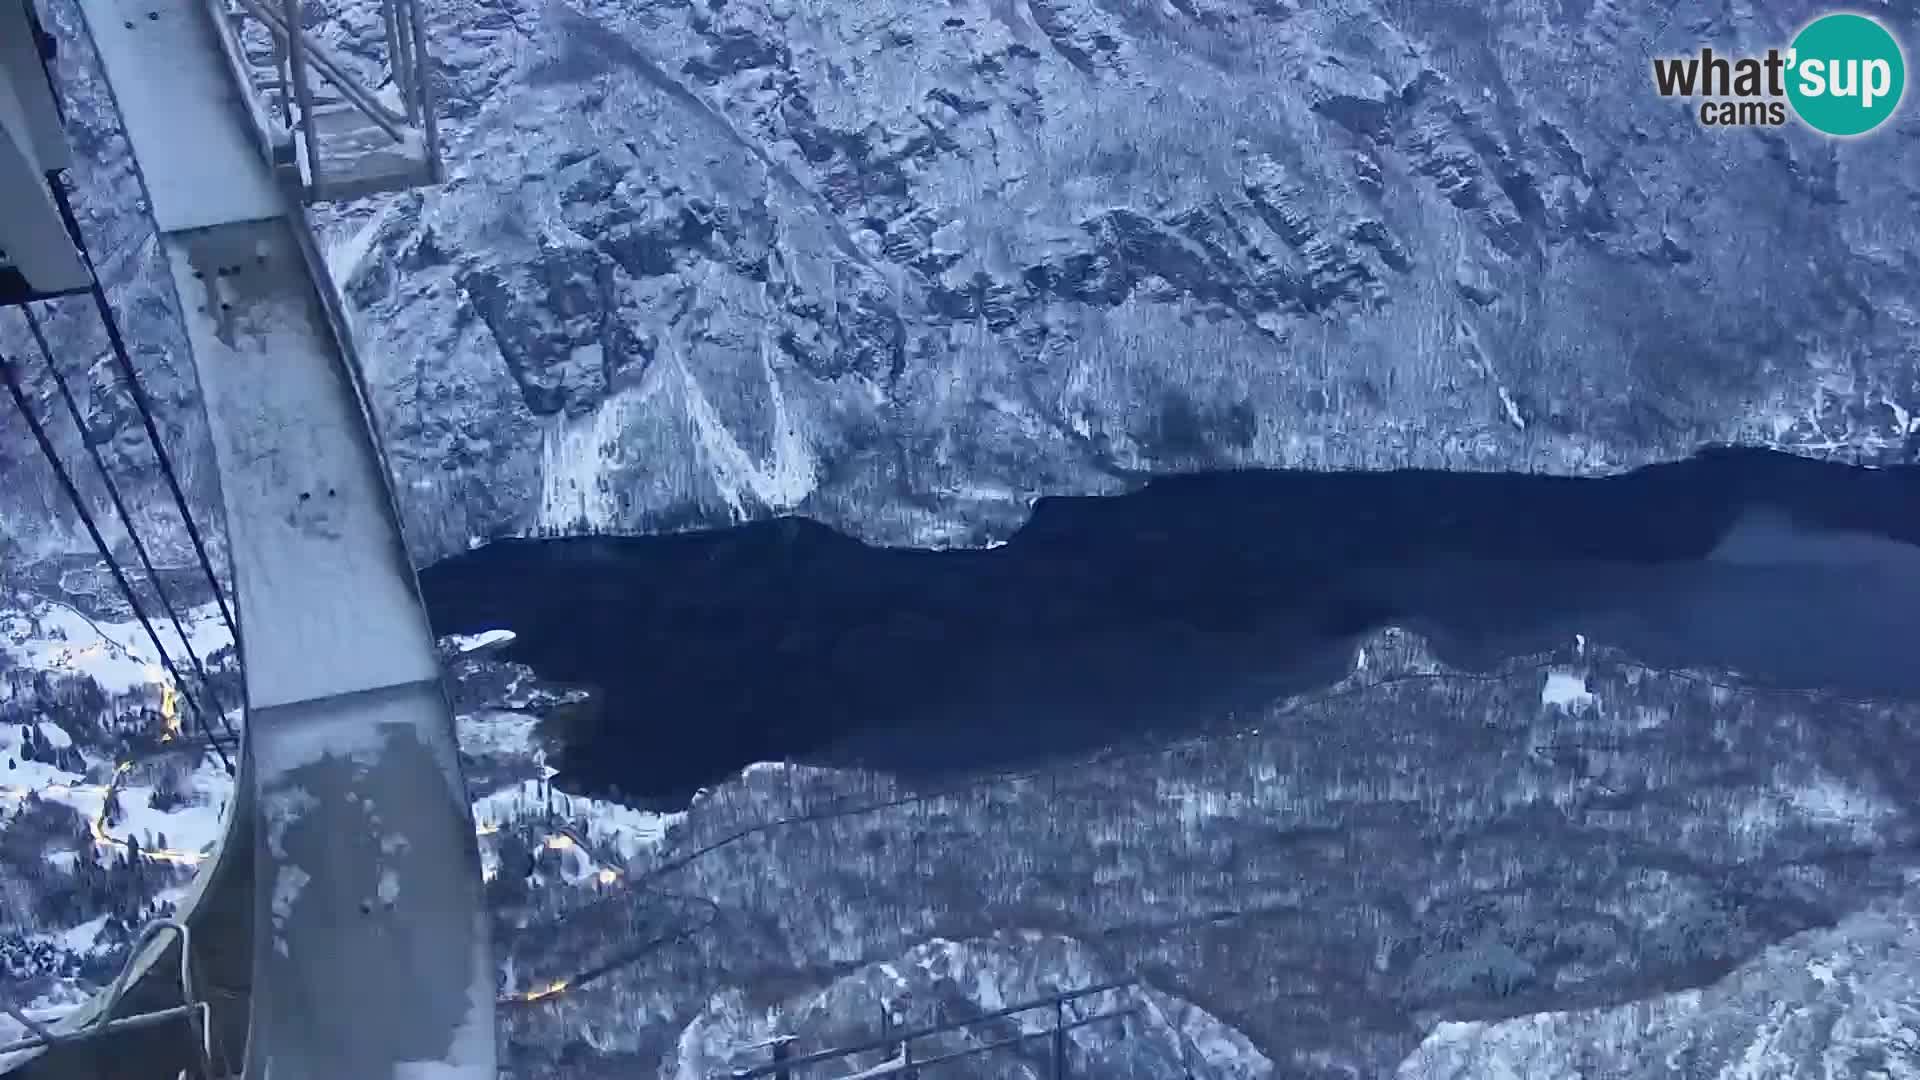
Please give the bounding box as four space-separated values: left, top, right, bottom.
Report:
323 0 1920 559
490 627 1920 1078
3 0 1919 562
5 577 1920 1076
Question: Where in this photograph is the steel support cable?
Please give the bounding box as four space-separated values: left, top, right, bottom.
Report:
46 174 238 645
21 307 240 746
2 352 235 775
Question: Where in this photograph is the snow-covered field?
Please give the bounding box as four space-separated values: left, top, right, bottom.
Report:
1 595 231 701
0 601 680 1048
0 595 240 1054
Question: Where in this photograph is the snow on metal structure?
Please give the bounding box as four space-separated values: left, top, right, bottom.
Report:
206 0 442 202
20 0 443 212
724 980 1143 1080
0 0 490 1075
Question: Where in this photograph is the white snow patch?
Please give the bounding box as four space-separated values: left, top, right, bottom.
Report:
1541 670 1594 711
1779 773 1893 842
38 914 109 957
0 997 82 1069
448 629 516 654
270 865 312 956
377 867 401 904
0 600 230 697
837 1052 907 1079
393 933 496 1080
537 382 635 531
675 337 818 519
261 787 320 858
1876 396 1913 441
1497 385 1526 430
252 708 394 780
472 779 681 863
456 709 540 759
107 758 232 859
34 723 72 750
4 739 232 870
326 208 387 288
0 725 88 808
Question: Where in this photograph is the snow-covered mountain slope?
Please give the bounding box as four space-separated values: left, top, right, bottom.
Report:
5 0 1918 564
670 931 1273 1080
313 0 1920 556
1395 878 1920 1079
7 599 1920 1077
495 627 1920 1078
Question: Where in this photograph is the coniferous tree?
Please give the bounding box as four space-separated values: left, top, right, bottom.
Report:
490 830 533 910
149 765 187 812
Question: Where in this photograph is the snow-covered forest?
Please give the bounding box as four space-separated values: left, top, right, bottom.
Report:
9 572 1918 1078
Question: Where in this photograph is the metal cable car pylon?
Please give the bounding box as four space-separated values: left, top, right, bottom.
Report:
1 0 492 1074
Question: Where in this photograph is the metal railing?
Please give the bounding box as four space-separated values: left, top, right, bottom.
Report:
200 0 441 203
0 920 215 1074
723 978 1140 1080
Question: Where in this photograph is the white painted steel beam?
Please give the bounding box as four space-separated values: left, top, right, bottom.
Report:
0 0 88 300
5 0 494 1074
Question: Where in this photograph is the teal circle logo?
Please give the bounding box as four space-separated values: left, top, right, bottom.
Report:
1787 13 1906 136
